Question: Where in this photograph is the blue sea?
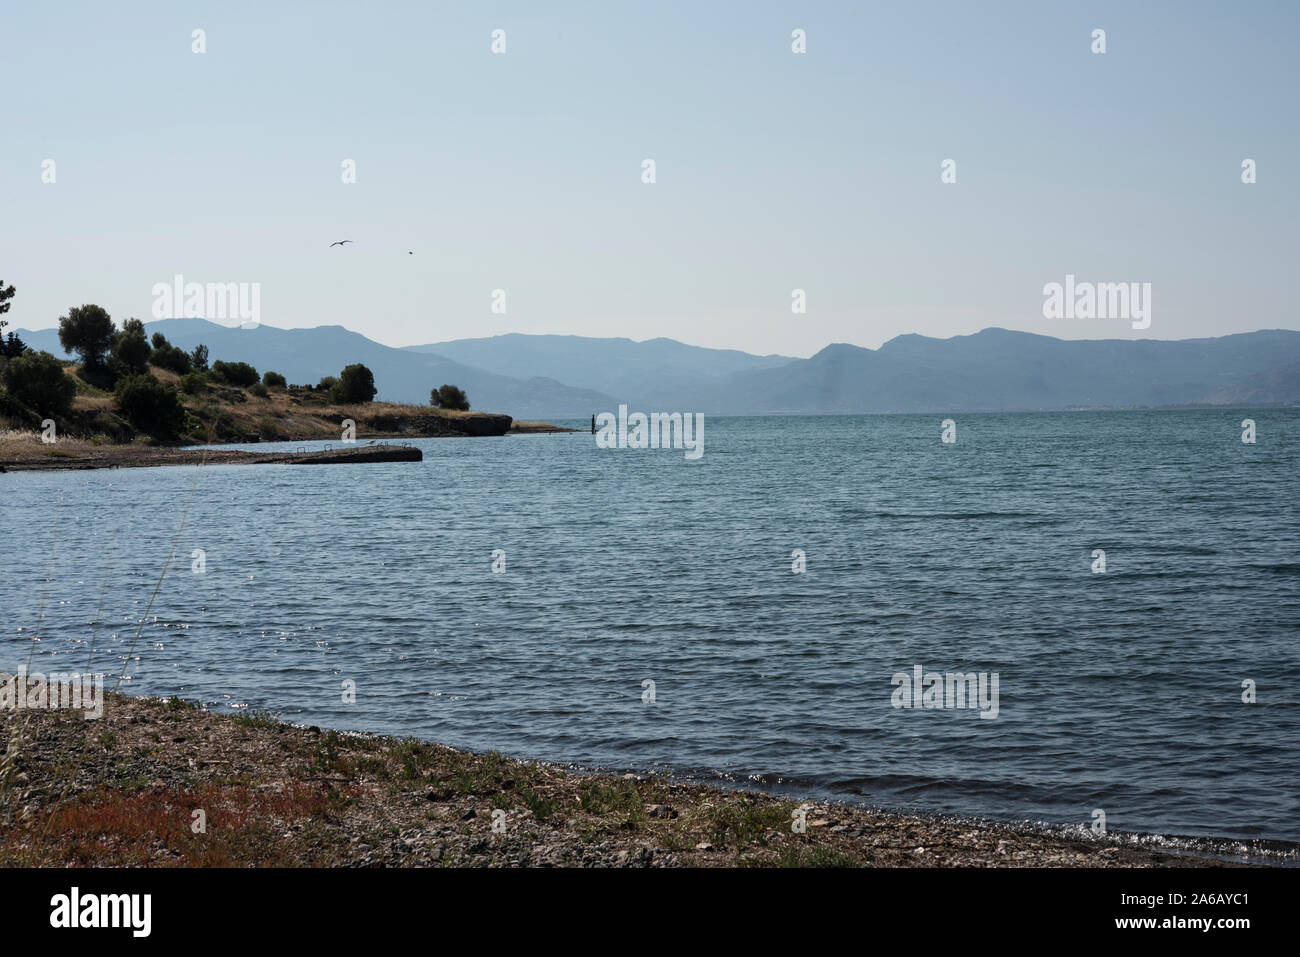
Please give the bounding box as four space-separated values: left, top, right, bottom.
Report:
3 411 1297 862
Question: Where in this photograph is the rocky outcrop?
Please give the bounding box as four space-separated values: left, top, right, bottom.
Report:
0 443 422 471
361 411 512 437
446 413 512 436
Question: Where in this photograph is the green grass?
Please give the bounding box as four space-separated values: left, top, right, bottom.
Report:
707 799 792 849
765 844 863 868
578 780 643 815
518 786 560 822
231 708 278 729
312 730 344 773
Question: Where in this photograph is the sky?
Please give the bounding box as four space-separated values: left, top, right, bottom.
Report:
2 0 1296 358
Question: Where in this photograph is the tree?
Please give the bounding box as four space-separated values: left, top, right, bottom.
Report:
262 370 286 389
1 350 76 418
58 304 115 369
430 384 470 411
114 373 187 437
109 318 151 379
0 278 15 325
0 332 26 359
334 363 377 404
0 279 21 356
190 344 209 371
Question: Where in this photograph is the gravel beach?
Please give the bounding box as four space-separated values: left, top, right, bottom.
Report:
0 684 1239 868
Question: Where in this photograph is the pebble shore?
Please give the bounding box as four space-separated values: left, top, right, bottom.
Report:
0 686 1240 868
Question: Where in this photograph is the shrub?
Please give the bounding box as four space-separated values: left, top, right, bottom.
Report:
333 363 377 404
1 350 76 418
0 384 37 428
151 345 192 374
113 373 187 437
86 409 133 443
211 360 259 387
430 384 470 411
148 332 193 375
262 370 286 389
179 372 208 395
256 416 283 439
248 382 268 398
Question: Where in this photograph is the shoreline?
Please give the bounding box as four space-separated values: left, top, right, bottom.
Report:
0 686 1252 868
0 442 423 472
0 423 578 472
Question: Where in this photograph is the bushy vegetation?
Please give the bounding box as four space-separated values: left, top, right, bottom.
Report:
179 371 208 395
262 370 286 389
248 382 268 398
0 350 76 418
108 318 151 379
113 373 188 438
211 359 259 386
149 332 193 375
430 383 470 411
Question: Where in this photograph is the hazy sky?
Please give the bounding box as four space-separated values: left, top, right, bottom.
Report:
3 0 1296 358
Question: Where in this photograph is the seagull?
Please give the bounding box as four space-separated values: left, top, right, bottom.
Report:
328 240 352 248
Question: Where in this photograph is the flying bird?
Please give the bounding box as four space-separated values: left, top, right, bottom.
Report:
328 240 352 248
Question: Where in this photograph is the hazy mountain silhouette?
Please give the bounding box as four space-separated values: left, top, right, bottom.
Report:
16 321 1300 416
409 327 1300 412
404 334 793 410
691 328 1300 413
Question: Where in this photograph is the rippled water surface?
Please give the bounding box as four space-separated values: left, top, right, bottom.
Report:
3 411 1297 855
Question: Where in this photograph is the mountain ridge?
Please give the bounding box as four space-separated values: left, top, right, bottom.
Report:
13 321 1300 416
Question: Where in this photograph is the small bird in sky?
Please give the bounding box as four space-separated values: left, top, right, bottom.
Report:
329 240 352 247
408 250 413 255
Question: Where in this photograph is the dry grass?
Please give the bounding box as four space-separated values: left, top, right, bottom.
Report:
0 433 108 462
511 420 578 433
72 396 114 412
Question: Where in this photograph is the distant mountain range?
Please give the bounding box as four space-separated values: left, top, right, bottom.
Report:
692 328 1300 414
403 334 794 412
15 320 1300 416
